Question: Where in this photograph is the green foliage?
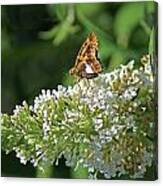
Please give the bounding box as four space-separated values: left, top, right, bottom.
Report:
1 56 156 179
40 4 79 45
39 2 156 68
149 27 155 56
1 1 157 179
114 2 145 48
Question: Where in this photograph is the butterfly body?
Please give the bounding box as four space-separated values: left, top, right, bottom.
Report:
69 32 102 80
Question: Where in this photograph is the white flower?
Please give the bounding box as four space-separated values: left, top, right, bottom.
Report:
93 118 103 131
13 105 21 115
123 87 138 100
43 110 47 118
5 56 154 179
20 157 27 165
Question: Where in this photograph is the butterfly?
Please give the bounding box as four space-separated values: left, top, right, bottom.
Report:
69 32 102 80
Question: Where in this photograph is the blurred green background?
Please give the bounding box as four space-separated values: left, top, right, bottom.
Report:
1 1 157 178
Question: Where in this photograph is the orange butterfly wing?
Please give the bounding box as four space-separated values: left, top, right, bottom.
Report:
69 32 102 79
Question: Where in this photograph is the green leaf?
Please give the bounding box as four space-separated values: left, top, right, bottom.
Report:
40 4 77 45
76 7 118 60
148 27 155 56
109 51 125 70
76 3 104 17
71 165 88 179
36 163 54 178
145 1 156 14
114 2 145 48
46 4 67 21
55 4 67 21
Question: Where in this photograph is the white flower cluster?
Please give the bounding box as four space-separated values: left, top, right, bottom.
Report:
3 55 155 179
